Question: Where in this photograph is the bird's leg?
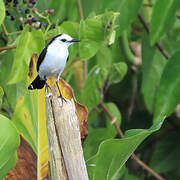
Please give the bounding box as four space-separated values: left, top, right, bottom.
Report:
56 81 67 103
45 82 51 90
44 76 51 96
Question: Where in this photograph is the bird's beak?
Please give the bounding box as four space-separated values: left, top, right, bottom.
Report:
69 39 81 43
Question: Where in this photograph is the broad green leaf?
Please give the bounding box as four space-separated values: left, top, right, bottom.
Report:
0 50 14 86
60 21 79 38
84 128 115 160
4 81 27 109
87 122 164 180
12 92 38 153
84 103 121 159
8 27 45 84
150 0 180 45
96 45 113 68
80 12 119 60
48 21 79 38
80 39 100 60
120 167 142 180
0 86 4 106
79 18 104 60
0 152 18 180
82 65 108 111
0 0 5 25
99 0 143 35
141 34 167 113
87 129 152 180
0 114 20 179
122 173 142 180
108 62 127 84
153 51 180 123
112 165 126 180
150 133 180 173
0 50 26 109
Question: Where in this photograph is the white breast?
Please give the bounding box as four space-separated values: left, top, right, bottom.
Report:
39 41 69 80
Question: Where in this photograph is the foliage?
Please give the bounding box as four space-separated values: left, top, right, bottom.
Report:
0 114 19 179
0 0 180 179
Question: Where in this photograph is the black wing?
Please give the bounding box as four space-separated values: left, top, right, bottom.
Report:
37 34 63 72
37 46 48 72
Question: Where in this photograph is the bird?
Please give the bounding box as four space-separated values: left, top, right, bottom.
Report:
28 33 81 101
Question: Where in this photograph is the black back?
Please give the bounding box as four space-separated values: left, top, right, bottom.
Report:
37 46 48 72
36 34 63 72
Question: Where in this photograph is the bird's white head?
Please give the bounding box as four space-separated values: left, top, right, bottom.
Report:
52 34 81 48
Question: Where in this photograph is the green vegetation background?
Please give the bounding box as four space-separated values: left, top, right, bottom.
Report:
0 0 180 179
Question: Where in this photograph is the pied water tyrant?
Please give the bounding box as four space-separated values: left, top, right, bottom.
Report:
28 33 81 101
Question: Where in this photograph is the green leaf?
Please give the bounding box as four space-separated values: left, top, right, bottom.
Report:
79 12 119 59
82 65 108 111
150 133 180 173
153 51 180 123
83 103 121 159
0 49 27 109
87 128 154 180
99 0 143 35
96 45 113 68
122 173 142 180
0 0 5 26
84 128 115 160
112 165 126 180
141 34 167 113
150 0 180 45
80 39 101 60
79 18 104 60
0 114 20 178
87 118 167 180
8 27 45 84
108 62 127 84
12 92 38 153
0 50 14 86
0 152 18 180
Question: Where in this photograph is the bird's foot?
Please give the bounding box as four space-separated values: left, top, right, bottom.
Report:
45 83 51 90
58 95 67 104
46 92 52 97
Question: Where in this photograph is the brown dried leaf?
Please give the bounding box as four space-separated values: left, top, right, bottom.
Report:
6 137 37 180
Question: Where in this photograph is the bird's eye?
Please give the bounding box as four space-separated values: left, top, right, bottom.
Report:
61 39 66 42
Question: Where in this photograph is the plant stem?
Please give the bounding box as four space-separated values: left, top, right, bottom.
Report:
1 24 8 37
127 75 137 120
131 154 165 180
138 14 169 59
1 24 22 37
0 45 16 52
77 0 88 82
8 31 22 36
77 0 84 20
100 102 124 137
100 101 165 180
122 31 135 63
34 11 52 35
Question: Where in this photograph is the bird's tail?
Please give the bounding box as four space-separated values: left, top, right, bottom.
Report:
28 75 46 90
